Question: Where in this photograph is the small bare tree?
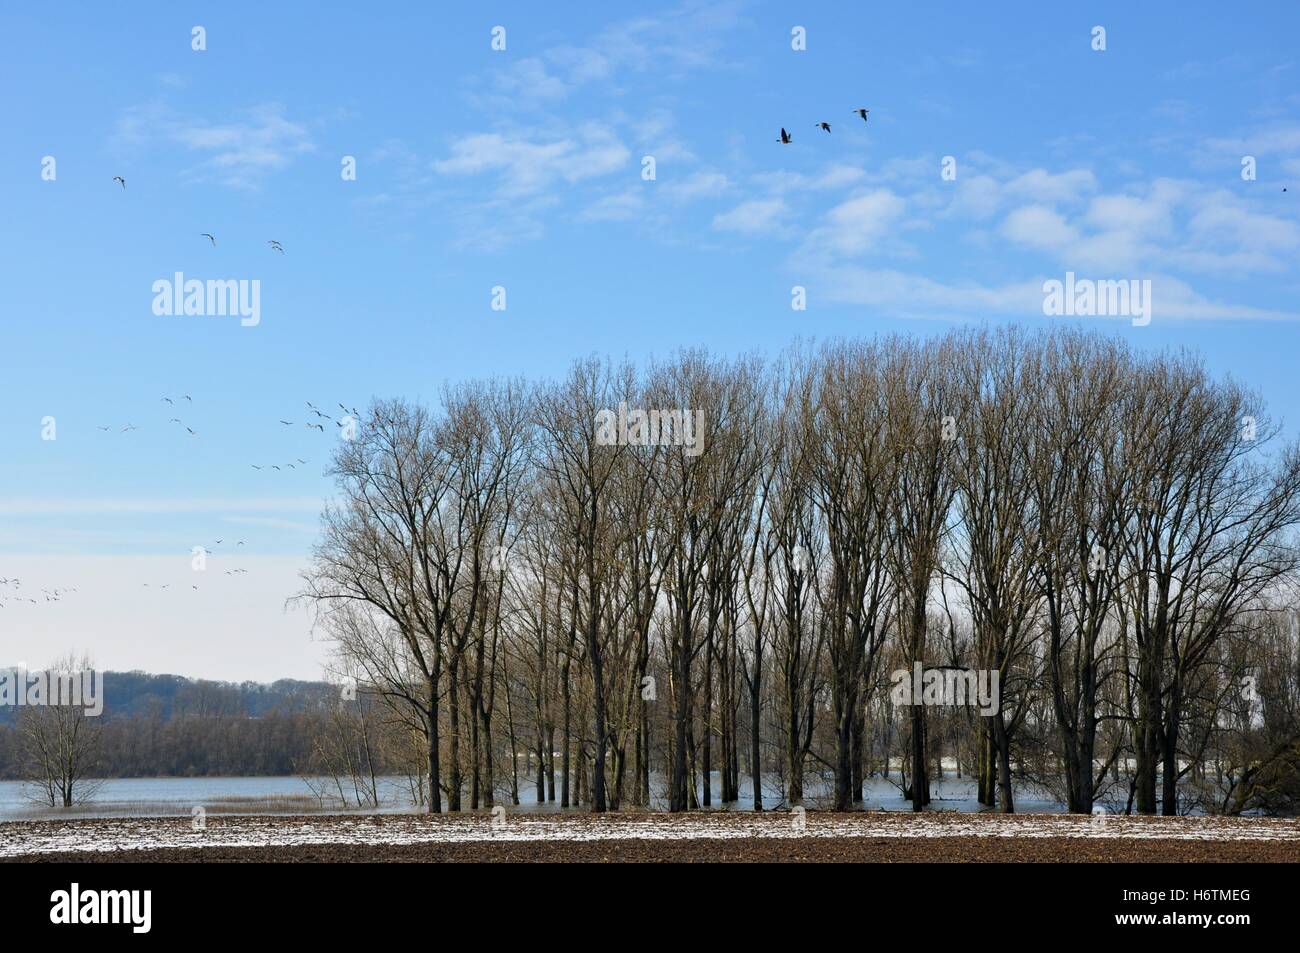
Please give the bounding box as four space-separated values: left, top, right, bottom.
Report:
20 652 104 808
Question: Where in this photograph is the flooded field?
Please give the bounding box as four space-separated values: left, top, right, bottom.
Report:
0 772 1070 822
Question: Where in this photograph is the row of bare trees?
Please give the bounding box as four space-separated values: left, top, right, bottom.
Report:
300 325 1300 815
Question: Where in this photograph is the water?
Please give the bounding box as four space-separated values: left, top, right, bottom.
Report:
0 773 1068 822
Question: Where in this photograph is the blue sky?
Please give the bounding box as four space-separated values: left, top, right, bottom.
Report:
1 1 1298 678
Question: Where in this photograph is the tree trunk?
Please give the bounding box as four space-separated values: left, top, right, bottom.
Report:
994 714 1014 813
670 629 691 812
909 704 928 810
427 674 442 814
448 658 462 811
750 674 763 810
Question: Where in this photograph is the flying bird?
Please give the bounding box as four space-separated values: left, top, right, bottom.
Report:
113 176 126 189
280 420 293 426
252 465 263 470
777 127 792 144
816 122 831 133
97 426 111 432
268 240 284 254
201 233 216 246
162 397 173 404
122 423 139 432
186 427 197 436
169 418 182 424
182 395 192 402
307 423 324 431
853 108 869 122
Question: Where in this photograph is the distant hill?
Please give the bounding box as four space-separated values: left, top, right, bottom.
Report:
0 670 342 779
0 669 334 725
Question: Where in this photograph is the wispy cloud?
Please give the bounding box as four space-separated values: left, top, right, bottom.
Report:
221 516 319 532
467 0 748 108
800 266 1298 324
114 102 317 189
434 126 630 197
0 498 324 516
713 198 788 235
771 147 1300 323
798 190 910 258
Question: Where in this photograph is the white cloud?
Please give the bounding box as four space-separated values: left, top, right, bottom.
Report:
1004 168 1097 204
114 103 317 189
465 1 746 108
755 163 866 194
664 170 730 202
1187 193 1300 254
1001 205 1080 251
1085 192 1176 234
490 57 571 103
220 516 319 531
799 266 1299 324
943 174 1002 220
801 190 908 257
0 497 323 516
1202 122 1300 162
434 127 629 197
579 191 647 222
813 267 1045 318
712 198 788 235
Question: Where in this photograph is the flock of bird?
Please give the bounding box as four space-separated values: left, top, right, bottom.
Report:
29 382 361 606
0 579 78 609
778 107 870 144
41 93 1281 619
0 567 262 606
96 394 356 464
12 84 1281 628
2 552 260 607
113 177 285 252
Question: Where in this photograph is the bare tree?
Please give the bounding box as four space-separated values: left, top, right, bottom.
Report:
20 653 104 808
883 338 959 811
288 327 1300 819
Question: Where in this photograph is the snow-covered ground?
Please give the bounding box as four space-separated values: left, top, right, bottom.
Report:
2 811 1297 857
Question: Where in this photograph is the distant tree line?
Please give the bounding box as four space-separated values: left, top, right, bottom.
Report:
0 669 397 784
298 325 1300 816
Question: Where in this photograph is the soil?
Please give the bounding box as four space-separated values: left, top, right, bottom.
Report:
4 810 1297 863
11 835 1300 863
